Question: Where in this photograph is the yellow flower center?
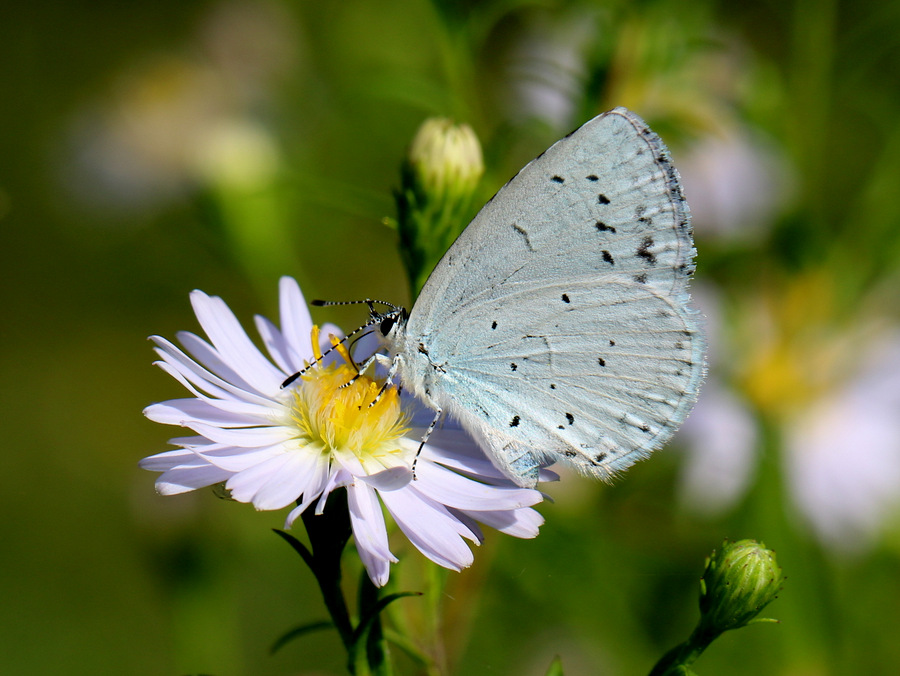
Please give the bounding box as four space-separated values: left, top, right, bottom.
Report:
287 326 413 475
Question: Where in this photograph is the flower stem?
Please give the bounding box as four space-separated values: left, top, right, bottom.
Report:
648 625 718 675
301 489 355 650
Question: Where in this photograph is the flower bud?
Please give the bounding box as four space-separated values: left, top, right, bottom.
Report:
394 118 485 297
407 118 484 201
698 539 784 635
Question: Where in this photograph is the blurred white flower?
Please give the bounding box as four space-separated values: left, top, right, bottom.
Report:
140 277 545 586
677 126 791 240
485 7 596 129
675 285 758 515
785 332 900 554
63 1 298 212
678 381 758 515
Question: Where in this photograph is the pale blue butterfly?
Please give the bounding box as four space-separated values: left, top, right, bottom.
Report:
299 108 705 488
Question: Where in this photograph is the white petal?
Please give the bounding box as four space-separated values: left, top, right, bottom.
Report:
348 483 396 564
196 443 288 472
152 336 273 407
279 276 314 357
175 330 256 392
226 452 295 504
379 487 476 570
414 459 542 510
144 398 275 428
284 455 333 526
139 448 197 472
358 465 413 492
156 461 233 495
254 314 300 374
252 449 326 510
182 420 294 448
189 290 285 395
463 507 544 538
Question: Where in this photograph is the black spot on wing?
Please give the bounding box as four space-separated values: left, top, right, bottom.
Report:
595 452 607 463
510 362 518 372
510 415 520 427
595 221 616 233
608 339 616 346
565 412 575 425
512 223 535 252
634 273 648 284
602 250 615 265
598 194 611 205
636 236 657 265
564 449 576 457
550 383 556 390
551 175 565 183
598 357 606 366
586 174 599 181
491 320 497 330
561 293 570 303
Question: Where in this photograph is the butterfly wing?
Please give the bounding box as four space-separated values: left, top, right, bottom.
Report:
404 108 705 487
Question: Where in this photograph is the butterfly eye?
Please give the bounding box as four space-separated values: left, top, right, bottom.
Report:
379 316 397 336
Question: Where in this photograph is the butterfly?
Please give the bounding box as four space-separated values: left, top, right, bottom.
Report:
307 108 705 488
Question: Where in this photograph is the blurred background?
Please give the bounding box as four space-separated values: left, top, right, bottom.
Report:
2 0 900 674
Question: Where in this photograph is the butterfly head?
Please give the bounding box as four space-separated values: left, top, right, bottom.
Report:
377 307 408 339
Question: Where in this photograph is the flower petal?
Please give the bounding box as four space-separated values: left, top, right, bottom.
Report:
414 458 542 510
189 290 286 395
156 459 233 495
379 487 477 570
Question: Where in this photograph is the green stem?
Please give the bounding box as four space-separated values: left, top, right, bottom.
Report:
648 625 719 676
301 490 355 652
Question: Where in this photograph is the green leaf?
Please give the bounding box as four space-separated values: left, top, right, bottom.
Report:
544 655 565 676
271 529 315 572
270 620 334 654
347 592 422 675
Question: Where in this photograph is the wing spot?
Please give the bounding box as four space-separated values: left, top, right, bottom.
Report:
602 250 615 265
491 320 497 330
638 216 653 225
586 174 598 181
595 453 608 463
512 223 535 252
550 383 556 390
595 221 616 233
510 415 520 428
598 194 611 205
565 412 575 425
564 450 577 457
637 236 657 265
561 293 570 303
634 273 648 283
510 362 518 372
598 357 606 366
551 175 565 183
609 339 616 346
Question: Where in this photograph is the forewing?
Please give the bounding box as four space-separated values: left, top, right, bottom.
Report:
407 108 704 486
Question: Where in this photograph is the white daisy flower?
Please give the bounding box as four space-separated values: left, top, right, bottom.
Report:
140 276 546 585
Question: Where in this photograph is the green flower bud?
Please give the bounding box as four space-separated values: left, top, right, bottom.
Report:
407 118 484 201
394 118 485 299
698 539 784 636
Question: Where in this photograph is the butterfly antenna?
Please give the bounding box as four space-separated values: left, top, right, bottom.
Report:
281 299 404 388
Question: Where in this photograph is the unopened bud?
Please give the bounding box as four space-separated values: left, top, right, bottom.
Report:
407 118 483 201
698 539 784 635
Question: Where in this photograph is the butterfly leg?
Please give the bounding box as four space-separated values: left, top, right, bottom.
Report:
366 354 400 407
411 403 442 480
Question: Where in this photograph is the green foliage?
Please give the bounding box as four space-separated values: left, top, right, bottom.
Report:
4 0 900 674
